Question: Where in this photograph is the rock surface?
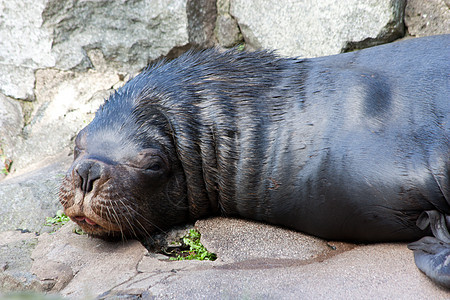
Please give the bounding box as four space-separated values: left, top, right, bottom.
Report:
405 0 450 37
0 0 55 100
187 0 218 47
0 94 23 179
9 63 121 175
196 217 348 263
0 0 189 100
0 154 70 233
32 224 147 298
0 231 40 292
1 218 448 299
230 0 406 57
215 0 242 47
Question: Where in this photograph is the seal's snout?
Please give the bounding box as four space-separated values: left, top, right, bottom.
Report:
75 160 102 194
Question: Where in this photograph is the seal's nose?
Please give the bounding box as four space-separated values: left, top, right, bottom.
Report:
75 160 101 194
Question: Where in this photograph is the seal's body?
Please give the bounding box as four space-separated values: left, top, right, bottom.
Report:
60 35 450 287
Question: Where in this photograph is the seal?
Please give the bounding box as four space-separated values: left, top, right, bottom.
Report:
60 34 450 288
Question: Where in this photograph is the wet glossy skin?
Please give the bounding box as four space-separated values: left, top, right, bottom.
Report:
60 35 449 287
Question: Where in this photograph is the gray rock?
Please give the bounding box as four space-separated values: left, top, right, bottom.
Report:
0 154 70 233
45 0 189 73
0 1 55 68
0 0 190 100
196 217 342 263
9 63 120 175
187 0 218 48
215 0 242 47
0 231 41 292
31 223 148 298
215 14 242 48
113 218 448 299
0 94 23 179
0 66 37 101
1 217 448 299
0 0 55 99
405 0 450 37
144 243 449 299
230 0 406 57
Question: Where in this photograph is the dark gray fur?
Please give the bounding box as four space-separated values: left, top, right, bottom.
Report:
61 35 450 288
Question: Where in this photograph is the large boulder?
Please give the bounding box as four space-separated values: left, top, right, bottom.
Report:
230 0 406 57
0 0 190 101
0 0 55 100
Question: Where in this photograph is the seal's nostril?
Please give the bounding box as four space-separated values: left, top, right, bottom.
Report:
76 161 101 194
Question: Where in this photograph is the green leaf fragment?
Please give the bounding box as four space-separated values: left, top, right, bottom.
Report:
173 229 217 261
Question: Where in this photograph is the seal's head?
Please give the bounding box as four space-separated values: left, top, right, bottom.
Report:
59 75 188 240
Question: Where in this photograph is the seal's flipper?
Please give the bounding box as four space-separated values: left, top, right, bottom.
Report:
408 236 450 288
408 211 450 288
415 211 450 243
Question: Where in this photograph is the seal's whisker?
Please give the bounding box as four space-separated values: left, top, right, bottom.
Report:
111 206 126 241
123 206 166 234
116 199 139 238
105 203 124 239
131 217 152 238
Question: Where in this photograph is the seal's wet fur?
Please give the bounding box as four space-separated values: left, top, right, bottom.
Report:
60 35 449 287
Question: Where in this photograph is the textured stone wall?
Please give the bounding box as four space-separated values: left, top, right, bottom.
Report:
0 1 449 297
0 0 448 233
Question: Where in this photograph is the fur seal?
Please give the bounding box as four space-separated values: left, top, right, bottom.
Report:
60 35 449 288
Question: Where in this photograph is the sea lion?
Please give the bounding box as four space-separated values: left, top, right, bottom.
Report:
60 34 449 288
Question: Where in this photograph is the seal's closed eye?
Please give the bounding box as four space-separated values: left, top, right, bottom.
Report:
131 149 168 172
146 162 161 172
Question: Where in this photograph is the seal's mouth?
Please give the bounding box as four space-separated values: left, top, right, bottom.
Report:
72 216 99 227
70 215 104 233
67 211 123 235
